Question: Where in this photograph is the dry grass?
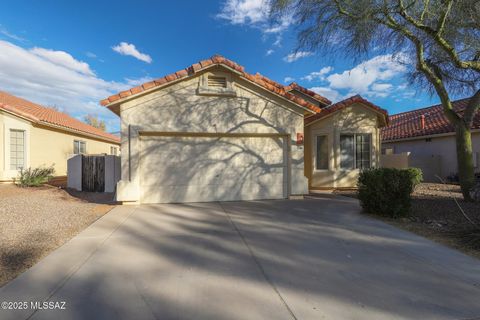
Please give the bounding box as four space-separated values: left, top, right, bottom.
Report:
0 184 115 287
335 183 480 259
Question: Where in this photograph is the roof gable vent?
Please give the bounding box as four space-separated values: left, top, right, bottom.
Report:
207 76 227 88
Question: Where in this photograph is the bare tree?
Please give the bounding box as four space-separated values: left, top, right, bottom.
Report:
83 114 106 131
270 0 480 200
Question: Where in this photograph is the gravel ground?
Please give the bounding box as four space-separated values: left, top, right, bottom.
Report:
0 184 115 287
334 183 480 258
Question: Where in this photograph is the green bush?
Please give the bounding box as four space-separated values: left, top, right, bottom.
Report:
16 165 55 187
358 168 423 218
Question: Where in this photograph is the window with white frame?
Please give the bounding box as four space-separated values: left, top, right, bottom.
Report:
73 140 86 154
315 135 328 170
10 129 25 170
110 146 118 155
340 133 371 170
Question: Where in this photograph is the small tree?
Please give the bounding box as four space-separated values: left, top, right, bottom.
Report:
83 114 106 131
270 0 480 201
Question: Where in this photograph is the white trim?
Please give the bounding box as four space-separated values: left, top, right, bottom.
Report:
2 116 30 179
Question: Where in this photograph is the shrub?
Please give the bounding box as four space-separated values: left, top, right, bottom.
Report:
358 167 423 218
16 165 55 187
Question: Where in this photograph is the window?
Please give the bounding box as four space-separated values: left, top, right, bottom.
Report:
110 146 118 155
355 134 371 169
315 135 328 170
207 76 227 88
10 129 25 170
74 140 86 154
382 147 394 155
340 134 371 170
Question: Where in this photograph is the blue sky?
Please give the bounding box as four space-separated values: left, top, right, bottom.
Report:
0 0 445 133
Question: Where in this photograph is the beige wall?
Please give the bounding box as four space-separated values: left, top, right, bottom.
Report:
382 131 480 181
1 110 120 181
116 66 309 202
305 103 382 188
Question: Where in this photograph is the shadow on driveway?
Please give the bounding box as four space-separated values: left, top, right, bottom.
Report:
1 196 480 320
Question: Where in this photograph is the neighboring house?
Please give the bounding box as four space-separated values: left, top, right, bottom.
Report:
381 98 480 182
100 55 388 204
0 91 120 181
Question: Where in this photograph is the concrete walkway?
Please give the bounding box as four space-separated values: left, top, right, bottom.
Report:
1 196 480 320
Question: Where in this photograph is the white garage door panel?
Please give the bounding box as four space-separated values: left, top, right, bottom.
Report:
140 135 287 203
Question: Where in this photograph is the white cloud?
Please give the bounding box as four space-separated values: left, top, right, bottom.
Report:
266 49 274 56
309 87 343 102
371 83 392 92
284 77 295 83
283 51 313 63
86 51 97 58
217 0 268 24
302 66 333 81
112 42 152 63
273 35 282 47
0 40 144 132
217 0 292 34
124 77 154 87
0 25 26 42
326 54 406 93
31 47 95 76
303 55 408 101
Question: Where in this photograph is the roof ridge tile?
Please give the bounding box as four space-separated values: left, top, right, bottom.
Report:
100 55 325 114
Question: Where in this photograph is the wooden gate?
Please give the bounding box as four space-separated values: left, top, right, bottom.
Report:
81 155 105 192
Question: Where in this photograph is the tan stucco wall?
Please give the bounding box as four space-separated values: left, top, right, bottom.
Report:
305 104 381 188
382 131 480 181
1 110 119 181
116 66 309 202
30 125 119 176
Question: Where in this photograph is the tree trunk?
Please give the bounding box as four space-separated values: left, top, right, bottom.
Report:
455 123 475 201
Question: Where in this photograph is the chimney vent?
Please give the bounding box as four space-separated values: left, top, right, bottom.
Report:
420 114 425 130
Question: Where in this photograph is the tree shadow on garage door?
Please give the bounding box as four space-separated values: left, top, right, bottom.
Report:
132 94 304 203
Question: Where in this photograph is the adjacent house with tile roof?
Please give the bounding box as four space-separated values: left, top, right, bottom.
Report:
101 55 388 203
0 91 120 181
381 98 480 181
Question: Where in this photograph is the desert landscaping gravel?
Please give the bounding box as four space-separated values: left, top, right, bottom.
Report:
0 184 115 286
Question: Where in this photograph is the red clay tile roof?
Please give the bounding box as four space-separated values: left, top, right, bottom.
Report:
304 95 388 126
284 82 331 106
0 91 120 144
381 98 478 141
100 55 324 114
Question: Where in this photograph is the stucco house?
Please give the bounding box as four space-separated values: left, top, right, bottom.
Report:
100 55 388 204
381 98 480 182
0 91 120 182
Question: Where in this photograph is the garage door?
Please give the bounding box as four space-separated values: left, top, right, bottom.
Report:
139 134 288 203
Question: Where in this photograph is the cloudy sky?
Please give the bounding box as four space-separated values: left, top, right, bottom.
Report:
0 0 448 132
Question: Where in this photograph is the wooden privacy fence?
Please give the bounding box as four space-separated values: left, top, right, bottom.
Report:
67 154 120 192
82 155 105 192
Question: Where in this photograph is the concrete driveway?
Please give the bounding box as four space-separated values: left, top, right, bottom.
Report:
1 195 480 320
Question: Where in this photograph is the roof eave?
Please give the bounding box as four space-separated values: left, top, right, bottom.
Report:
102 63 319 115
304 103 388 127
